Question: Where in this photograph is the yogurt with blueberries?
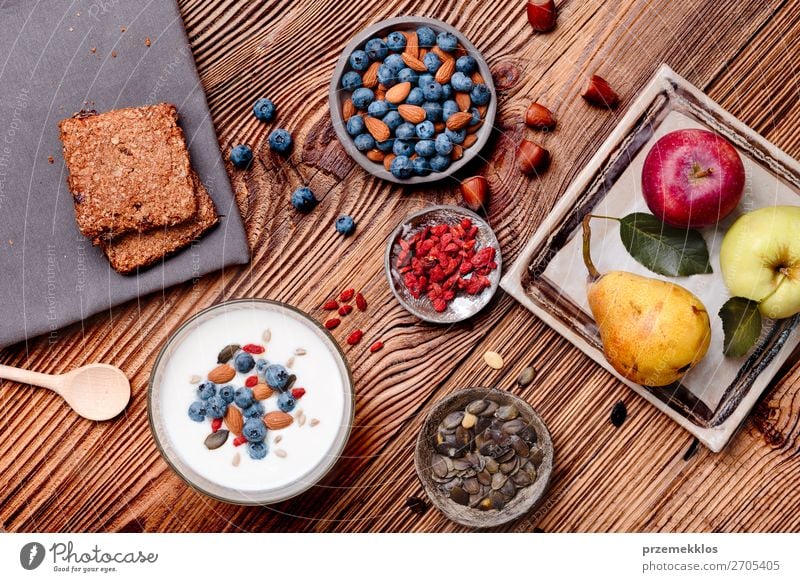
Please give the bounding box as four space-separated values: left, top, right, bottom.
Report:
155 303 350 494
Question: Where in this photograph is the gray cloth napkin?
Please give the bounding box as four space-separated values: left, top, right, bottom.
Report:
0 0 250 348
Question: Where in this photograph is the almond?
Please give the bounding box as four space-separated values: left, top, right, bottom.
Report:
398 104 426 124
463 133 478 148
434 122 446 133
263 411 293 430
386 81 412 104
375 86 386 101
451 144 464 161
365 117 390 142
383 153 396 171
467 120 483 134
342 98 355 119
252 383 273 400
471 71 485 84
401 52 427 72
524 102 556 130
477 105 488 117
363 61 380 88
582 74 619 108
455 92 471 112
446 111 473 131
224 406 244 435
405 31 419 58
366 149 385 162
208 364 235 384
435 57 455 84
431 46 452 62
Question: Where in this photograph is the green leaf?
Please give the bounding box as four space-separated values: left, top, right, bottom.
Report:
719 297 762 358
618 213 712 277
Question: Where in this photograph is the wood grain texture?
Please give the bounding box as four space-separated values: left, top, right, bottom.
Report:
1 0 800 532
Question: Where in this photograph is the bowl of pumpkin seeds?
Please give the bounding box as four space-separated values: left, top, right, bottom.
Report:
414 387 553 528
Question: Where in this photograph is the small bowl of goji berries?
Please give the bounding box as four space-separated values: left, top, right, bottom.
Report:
385 205 501 323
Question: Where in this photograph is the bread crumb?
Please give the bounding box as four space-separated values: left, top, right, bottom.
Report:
144 37 151 47
111 51 117 58
48 156 55 164
68 27 74 32
90 47 96 53
120 26 126 33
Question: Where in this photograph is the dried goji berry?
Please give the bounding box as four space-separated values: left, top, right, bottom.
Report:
322 300 339 310
211 418 222 432
369 341 384 353
339 288 355 302
291 387 306 399
355 292 367 311
347 329 364 345
245 375 258 387
338 304 354 316
324 318 341 330
233 435 247 447
242 343 265 354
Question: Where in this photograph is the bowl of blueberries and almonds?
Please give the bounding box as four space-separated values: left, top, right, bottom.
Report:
329 17 497 184
415 387 553 528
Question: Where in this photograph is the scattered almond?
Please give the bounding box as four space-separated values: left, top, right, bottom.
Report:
386 81 412 104
252 383 273 400
471 71 485 84
208 364 235 384
401 52 427 72
431 46 452 62
384 153 396 171
451 144 464 161
367 149 385 162
398 104 426 124
446 111 473 131
455 92 471 112
435 58 455 84
467 120 483 134
342 98 356 119
224 406 244 436
406 31 419 58
463 133 478 148
363 61 380 88
365 117 391 142
263 411 294 430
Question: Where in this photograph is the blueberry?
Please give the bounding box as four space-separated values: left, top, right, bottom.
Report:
346 115 365 136
412 157 432 176
230 144 253 169
422 101 443 122
384 53 405 74
436 31 458 52
423 52 441 74
441 83 453 101
341 71 362 92
430 154 451 172
415 120 435 139
397 67 418 85
243 418 267 442
376 138 395 152
377 64 397 88
248 440 268 460
368 100 390 118
291 186 318 212
415 139 436 158
335 215 356 236
188 401 206 422
392 139 414 157
383 110 403 131
205 395 228 419
197 381 216 400
354 133 376 152
255 359 269 375
456 55 477 74
264 364 290 390
470 83 491 106
406 87 425 106
422 81 443 102
242 401 265 419
234 387 254 409
390 155 413 179
218 385 235 404
435 133 453 155
468 107 482 126
268 128 293 154
349 49 369 71
365 38 388 61
450 71 473 93
234 352 255 373
418 73 434 87
386 31 407 52
445 127 466 144
395 122 416 141
253 98 276 122
416 26 436 48
351 87 375 109
442 100 459 121
277 392 297 413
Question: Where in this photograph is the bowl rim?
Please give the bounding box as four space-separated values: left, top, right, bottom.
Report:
413 387 554 528
384 204 502 323
147 298 356 506
328 16 498 185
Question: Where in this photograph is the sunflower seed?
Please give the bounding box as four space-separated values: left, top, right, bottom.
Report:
274 435 283 444
310 418 320 427
286 356 295 368
517 366 537 386
217 344 240 364
204 430 229 450
450 486 469 505
497 404 519 420
275 449 287 458
442 411 465 429
262 329 272 343
294 348 307 356
461 412 477 429
232 452 241 467
189 375 202 384
466 400 488 415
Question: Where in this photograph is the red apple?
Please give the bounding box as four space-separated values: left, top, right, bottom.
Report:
641 129 745 228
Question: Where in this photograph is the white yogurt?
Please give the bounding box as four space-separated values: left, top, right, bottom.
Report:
156 304 349 493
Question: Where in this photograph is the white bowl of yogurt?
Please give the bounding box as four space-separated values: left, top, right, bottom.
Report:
148 299 355 505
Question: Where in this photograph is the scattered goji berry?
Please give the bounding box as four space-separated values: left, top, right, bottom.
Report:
242 343 265 354
233 435 247 447
369 341 384 353
291 387 306 399
211 418 222 432
347 329 364 345
338 304 353 316
356 292 367 311
339 288 355 302
322 299 339 310
324 318 341 330
245 375 258 387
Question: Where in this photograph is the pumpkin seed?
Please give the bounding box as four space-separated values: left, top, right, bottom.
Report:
489 491 506 510
511 471 532 487
204 430 229 450
274 435 283 444
262 329 272 343
463 477 481 495
484 457 499 473
461 412 477 429
450 486 469 506
491 472 508 490
478 400 499 417
232 452 241 467
286 356 295 368
310 418 320 427
466 400 488 415
442 411 465 429
497 404 519 420
500 478 516 497
483 351 504 369
477 470 492 486
432 455 448 478
529 447 544 466
517 366 536 386
294 348 307 356
217 344 240 364
275 449 287 458
189 375 202 384
502 418 527 434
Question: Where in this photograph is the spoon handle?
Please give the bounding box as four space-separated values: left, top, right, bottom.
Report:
0 364 63 392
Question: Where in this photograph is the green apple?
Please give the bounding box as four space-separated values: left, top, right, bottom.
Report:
720 206 800 319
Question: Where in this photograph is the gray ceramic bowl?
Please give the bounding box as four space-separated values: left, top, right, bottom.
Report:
415 388 554 528
329 16 497 184
385 205 501 324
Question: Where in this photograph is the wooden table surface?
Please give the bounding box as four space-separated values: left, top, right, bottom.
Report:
2 0 800 533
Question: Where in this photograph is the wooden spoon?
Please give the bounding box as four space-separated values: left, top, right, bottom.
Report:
0 363 130 421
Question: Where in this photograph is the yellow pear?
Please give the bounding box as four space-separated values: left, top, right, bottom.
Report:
582 217 711 386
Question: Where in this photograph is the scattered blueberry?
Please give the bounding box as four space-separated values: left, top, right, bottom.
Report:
450 71 473 93
354 133 376 152
243 418 267 442
205 395 228 419
377 64 397 87
456 55 477 74
341 71 362 92
416 26 436 48
291 187 318 212
470 83 491 106
365 38 388 61
368 100 390 118
415 120 435 139
268 128 293 154
397 67 419 85
264 364 290 390
242 401 265 419
442 100 459 121
436 31 458 52
230 144 253 168
277 392 297 413
415 139 436 158
445 127 466 145
188 401 206 422
468 107 482 126
335 215 356 236
386 31 407 52
422 81 443 102
234 387 254 409
390 155 413 179
248 440 268 460
435 133 453 155
218 385 236 404
395 122 416 141
255 359 269 375
253 98 276 122
384 53 405 73
383 111 403 131
346 115 365 136
440 83 453 101
376 138 395 152
406 87 425 106
197 381 216 400
351 87 375 109
234 352 255 373
421 101 443 122
412 157 432 176
430 154 451 172
423 52 442 74
418 73 434 87
392 139 414 157
349 49 369 71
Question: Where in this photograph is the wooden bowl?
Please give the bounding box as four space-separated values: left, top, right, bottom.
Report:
414 387 554 528
328 16 497 184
